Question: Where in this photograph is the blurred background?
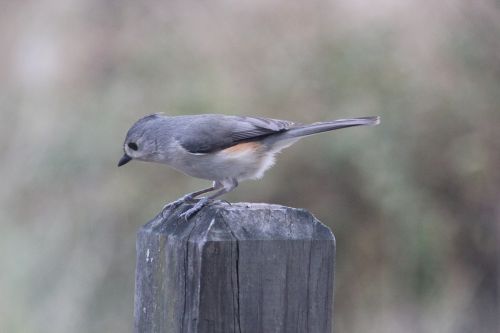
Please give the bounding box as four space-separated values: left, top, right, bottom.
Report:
1 1 499 332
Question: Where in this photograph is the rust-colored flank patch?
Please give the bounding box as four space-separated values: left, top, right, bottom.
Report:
222 142 262 154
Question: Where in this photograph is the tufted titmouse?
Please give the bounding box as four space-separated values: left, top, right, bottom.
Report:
118 113 380 219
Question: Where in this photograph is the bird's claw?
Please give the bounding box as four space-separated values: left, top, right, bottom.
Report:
162 199 182 212
162 194 199 211
179 197 211 221
162 195 200 218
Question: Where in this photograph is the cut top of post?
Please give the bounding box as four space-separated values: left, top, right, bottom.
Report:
142 201 335 243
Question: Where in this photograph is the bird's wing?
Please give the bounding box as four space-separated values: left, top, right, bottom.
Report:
175 115 296 154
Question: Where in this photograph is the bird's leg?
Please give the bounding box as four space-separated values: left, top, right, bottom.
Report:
181 185 219 203
162 181 221 212
179 179 238 220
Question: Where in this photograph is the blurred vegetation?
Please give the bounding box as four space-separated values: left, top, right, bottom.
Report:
1 1 499 332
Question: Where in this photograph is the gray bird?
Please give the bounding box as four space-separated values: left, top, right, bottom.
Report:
118 113 380 219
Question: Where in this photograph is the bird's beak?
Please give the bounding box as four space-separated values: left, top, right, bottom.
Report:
117 154 132 167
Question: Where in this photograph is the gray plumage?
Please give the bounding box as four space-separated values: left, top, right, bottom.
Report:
118 113 380 219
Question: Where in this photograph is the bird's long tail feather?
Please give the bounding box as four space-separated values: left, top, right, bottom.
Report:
270 116 380 143
261 116 380 152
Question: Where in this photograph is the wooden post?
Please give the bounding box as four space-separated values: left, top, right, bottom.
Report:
134 201 335 333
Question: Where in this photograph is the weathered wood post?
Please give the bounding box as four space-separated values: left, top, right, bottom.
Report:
134 201 335 333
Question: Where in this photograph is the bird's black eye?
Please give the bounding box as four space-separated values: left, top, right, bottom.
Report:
128 142 138 151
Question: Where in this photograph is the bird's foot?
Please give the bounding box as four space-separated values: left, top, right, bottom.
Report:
162 194 200 214
163 193 200 209
179 197 211 221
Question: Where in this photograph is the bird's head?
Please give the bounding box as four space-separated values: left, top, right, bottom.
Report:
118 114 165 167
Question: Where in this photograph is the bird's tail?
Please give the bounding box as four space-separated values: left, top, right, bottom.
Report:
290 116 380 137
262 116 380 151
272 116 380 141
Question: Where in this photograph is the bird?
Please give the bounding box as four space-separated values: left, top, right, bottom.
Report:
118 113 380 219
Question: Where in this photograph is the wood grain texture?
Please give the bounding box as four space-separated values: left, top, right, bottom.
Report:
134 201 335 333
